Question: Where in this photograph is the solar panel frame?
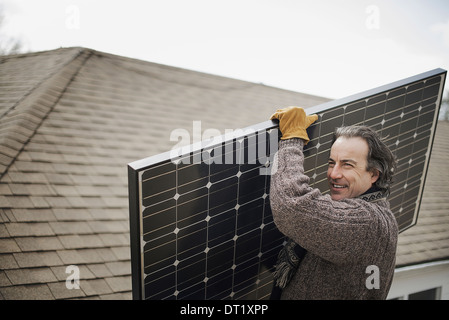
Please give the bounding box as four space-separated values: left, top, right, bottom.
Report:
128 68 447 300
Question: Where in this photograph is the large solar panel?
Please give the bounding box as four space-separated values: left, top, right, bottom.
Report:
128 68 446 300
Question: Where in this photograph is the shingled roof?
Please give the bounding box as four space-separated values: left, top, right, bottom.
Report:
0 47 330 299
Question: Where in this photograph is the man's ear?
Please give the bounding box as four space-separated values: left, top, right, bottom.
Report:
370 169 380 184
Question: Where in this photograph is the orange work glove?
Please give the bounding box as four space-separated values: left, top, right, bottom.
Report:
270 106 318 143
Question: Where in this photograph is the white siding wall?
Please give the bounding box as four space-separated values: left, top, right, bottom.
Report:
388 260 449 300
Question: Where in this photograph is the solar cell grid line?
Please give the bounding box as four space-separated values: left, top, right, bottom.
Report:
128 68 446 300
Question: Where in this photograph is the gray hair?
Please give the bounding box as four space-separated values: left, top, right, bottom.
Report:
332 126 397 195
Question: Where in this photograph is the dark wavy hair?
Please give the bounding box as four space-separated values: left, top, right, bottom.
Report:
332 126 397 196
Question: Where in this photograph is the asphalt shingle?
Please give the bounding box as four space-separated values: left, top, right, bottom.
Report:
0 239 20 253
5 267 58 285
0 284 55 300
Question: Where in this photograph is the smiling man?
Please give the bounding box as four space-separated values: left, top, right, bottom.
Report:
269 107 398 300
328 132 380 201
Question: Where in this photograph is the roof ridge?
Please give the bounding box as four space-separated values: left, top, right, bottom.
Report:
0 46 82 62
0 48 87 120
0 48 93 180
78 48 331 99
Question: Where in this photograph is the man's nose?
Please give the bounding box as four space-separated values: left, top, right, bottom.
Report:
328 165 343 180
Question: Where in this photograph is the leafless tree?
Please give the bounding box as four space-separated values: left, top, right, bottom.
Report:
0 4 24 55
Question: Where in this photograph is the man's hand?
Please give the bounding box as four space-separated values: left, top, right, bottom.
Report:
270 106 318 143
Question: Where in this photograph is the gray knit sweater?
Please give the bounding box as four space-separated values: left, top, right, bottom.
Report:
270 139 398 300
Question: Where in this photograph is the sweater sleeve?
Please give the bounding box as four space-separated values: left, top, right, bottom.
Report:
270 138 382 265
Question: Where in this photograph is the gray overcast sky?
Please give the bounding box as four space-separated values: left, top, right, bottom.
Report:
1 0 448 99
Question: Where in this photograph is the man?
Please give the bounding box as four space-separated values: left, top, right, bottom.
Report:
269 106 398 300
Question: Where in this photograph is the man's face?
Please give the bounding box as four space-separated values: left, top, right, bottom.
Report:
327 137 379 201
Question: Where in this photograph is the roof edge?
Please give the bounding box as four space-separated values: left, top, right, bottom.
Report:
395 257 449 270
63 47 333 101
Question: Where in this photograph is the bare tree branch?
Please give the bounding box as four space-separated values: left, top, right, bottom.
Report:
0 4 24 55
